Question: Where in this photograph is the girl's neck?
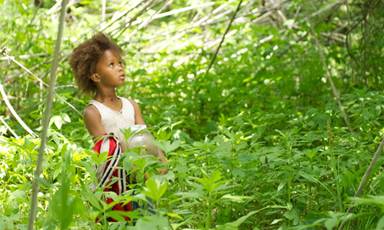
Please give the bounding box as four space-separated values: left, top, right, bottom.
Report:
94 87 119 103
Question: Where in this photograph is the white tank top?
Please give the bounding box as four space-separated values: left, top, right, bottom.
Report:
89 97 146 146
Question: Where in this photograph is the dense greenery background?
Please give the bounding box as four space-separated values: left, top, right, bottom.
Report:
1 0 384 229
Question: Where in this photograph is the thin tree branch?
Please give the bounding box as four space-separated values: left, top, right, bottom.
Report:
99 0 148 33
123 0 173 43
111 0 158 39
28 0 68 229
0 52 81 116
338 137 384 229
127 6 235 50
128 1 256 49
153 1 214 18
195 0 244 155
353 138 384 197
0 116 19 138
101 0 106 25
305 0 347 20
309 26 353 132
0 83 36 137
204 0 244 77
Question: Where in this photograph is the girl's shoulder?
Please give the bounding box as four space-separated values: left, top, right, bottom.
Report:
86 99 104 115
83 104 101 121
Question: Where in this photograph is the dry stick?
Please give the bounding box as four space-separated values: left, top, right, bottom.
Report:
0 83 36 137
202 2 243 225
199 2 243 208
0 51 81 115
1 54 81 116
139 0 250 47
27 0 68 229
305 0 347 20
139 9 263 54
310 26 353 132
123 0 173 43
307 4 379 229
0 116 19 138
354 139 384 198
0 53 49 60
127 5 235 50
193 0 244 101
101 0 106 25
99 0 148 33
112 0 158 39
338 138 384 230
135 1 256 50
153 1 214 18
270 1 348 62
122 0 216 38
204 0 244 77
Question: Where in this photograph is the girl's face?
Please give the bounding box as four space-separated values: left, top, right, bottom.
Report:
93 49 125 88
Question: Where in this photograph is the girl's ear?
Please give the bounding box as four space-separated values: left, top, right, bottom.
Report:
90 73 101 82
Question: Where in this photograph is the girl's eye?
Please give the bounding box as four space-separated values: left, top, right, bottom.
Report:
109 63 114 67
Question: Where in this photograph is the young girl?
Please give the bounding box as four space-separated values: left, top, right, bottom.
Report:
69 32 167 219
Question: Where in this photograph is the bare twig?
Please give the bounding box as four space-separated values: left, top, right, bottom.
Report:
128 1 256 48
153 1 214 18
101 0 106 25
353 138 384 198
123 0 173 43
263 0 287 26
28 0 68 229
0 53 81 115
305 0 347 20
0 53 48 60
0 116 19 138
310 26 353 132
99 0 148 33
135 0 280 53
204 0 244 76
0 83 36 137
130 7 235 51
338 137 384 229
111 0 158 39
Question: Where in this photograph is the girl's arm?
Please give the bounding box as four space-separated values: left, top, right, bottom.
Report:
84 105 106 141
129 99 145 125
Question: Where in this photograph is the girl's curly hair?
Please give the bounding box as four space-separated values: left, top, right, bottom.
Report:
69 33 122 94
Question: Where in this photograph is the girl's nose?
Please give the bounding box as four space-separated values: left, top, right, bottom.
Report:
117 64 123 71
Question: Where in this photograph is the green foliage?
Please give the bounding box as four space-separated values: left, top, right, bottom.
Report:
143 177 168 204
1 0 384 229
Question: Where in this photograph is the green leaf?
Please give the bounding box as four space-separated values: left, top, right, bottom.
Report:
195 170 224 193
135 215 170 230
324 217 337 230
166 212 183 220
51 115 63 130
221 194 252 203
376 216 384 230
154 140 181 153
143 177 168 202
105 210 126 222
216 210 258 230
